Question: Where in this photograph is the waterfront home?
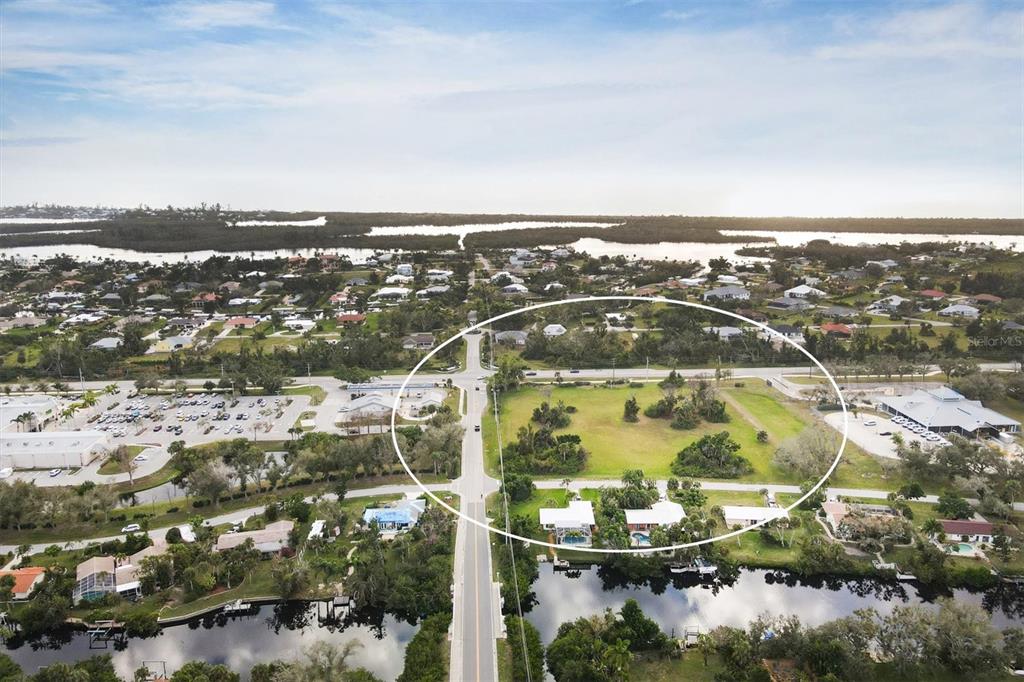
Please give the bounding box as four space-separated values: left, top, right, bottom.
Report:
721 506 788 528
936 519 994 545
362 498 427 534
215 520 294 555
539 500 596 546
878 387 1019 438
625 500 686 534
73 541 167 603
821 501 849 535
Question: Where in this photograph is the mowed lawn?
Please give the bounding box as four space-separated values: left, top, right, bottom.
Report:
491 382 807 481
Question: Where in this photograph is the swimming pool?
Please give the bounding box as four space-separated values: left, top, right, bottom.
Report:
631 532 651 546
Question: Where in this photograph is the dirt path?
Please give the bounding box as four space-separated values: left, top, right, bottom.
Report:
719 390 768 434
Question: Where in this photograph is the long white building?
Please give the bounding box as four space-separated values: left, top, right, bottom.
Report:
0 431 108 469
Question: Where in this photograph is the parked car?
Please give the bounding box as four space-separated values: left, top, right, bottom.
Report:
48 468 62 478
121 523 141 533
133 453 149 463
474 424 481 432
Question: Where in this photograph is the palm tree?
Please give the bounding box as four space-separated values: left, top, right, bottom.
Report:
696 632 714 666
921 518 943 539
600 638 632 679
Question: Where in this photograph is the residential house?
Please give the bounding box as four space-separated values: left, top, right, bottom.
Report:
938 304 979 318
820 322 852 338
869 295 911 313
821 305 858 319
494 330 529 347
625 500 686 539
919 289 946 300
0 566 45 600
821 501 849 536
937 519 994 545
402 333 436 350
970 294 1002 305
225 316 259 330
283 318 316 332
90 337 123 351
417 285 451 298
784 284 826 299
386 274 414 285
703 326 745 340
335 312 366 326
701 285 749 302
73 540 167 603
543 323 567 337
362 498 427 534
866 259 898 269
395 264 414 276
215 520 295 555
502 283 529 295
539 500 596 546
767 297 813 312
721 506 788 528
768 324 805 343
371 287 410 301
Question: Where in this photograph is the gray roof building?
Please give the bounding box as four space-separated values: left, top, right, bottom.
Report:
879 387 1019 437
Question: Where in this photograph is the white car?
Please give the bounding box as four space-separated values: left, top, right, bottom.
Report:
0 468 13 479
863 419 877 426
133 453 149 463
121 523 142 533
48 468 62 478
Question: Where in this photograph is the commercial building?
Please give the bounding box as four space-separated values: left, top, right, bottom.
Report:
878 387 1019 438
0 430 108 469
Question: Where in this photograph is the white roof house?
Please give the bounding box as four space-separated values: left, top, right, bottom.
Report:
721 506 789 528
89 336 123 350
624 500 686 528
502 283 529 294
540 500 596 546
879 387 1019 437
543 323 567 337
0 431 108 469
702 326 745 340
938 304 980 318
869 295 910 311
784 284 826 299
385 274 414 284
371 287 411 300
702 286 749 301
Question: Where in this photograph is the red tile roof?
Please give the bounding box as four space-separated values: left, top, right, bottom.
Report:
0 566 45 595
939 519 993 535
919 289 946 298
821 322 852 336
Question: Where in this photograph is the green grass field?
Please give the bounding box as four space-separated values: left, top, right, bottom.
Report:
485 381 894 488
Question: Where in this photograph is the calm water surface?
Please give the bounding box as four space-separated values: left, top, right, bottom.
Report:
525 565 1024 643
4 603 416 681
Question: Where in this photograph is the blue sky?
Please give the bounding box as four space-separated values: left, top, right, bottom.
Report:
1 0 1021 216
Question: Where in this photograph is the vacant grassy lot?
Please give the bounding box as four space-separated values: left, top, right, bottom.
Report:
486 381 894 488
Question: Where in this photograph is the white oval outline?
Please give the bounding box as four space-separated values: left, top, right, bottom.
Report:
390 295 848 554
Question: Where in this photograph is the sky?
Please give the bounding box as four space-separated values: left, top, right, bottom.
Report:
1 0 1021 217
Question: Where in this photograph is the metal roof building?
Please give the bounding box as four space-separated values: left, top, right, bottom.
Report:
878 387 1019 437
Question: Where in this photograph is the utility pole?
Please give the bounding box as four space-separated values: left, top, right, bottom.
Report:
645 356 650 382
79 368 85 394
307 362 312 385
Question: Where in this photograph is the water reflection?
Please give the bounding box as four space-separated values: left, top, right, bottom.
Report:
4 602 417 681
527 566 1023 643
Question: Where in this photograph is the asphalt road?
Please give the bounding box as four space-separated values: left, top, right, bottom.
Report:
449 333 500 682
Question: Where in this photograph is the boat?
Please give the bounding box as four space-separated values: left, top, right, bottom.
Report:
222 599 253 615
670 558 718 575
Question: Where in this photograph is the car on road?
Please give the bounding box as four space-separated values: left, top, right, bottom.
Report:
863 419 877 426
133 453 149 463
569 369 580 373
879 431 892 436
48 468 62 478
474 425 481 432
121 523 141 533
525 371 537 376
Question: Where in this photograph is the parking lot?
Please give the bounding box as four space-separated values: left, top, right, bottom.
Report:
89 393 302 443
7 391 312 487
825 411 949 460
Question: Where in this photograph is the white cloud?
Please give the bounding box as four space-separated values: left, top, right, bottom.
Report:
662 10 699 21
1 2 1019 216
163 1 278 30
